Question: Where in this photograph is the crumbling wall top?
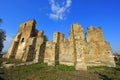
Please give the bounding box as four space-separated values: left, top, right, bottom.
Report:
18 19 36 33
53 32 64 43
37 30 44 37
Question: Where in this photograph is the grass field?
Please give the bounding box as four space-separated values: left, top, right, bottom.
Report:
0 58 120 80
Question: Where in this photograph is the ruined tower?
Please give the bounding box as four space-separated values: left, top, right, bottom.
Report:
4 20 44 62
85 26 116 67
4 20 36 59
15 20 37 61
3 19 116 70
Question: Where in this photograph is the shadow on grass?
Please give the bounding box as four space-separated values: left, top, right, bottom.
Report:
115 67 120 71
95 72 112 80
0 76 5 80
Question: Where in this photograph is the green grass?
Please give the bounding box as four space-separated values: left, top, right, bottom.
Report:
88 66 113 70
0 58 120 80
0 62 99 80
88 60 120 80
48 77 56 80
55 64 75 71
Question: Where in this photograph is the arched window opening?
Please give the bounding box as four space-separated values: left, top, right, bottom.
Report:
21 38 24 42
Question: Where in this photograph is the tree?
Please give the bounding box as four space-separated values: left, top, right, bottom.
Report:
0 18 6 53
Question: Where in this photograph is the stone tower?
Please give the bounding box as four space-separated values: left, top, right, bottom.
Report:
15 20 37 60
4 20 38 61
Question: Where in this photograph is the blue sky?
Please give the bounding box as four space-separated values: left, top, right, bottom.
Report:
0 0 120 52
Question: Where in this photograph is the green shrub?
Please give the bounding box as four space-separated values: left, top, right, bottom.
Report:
116 60 120 66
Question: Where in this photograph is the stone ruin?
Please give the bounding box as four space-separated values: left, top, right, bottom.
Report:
3 19 116 70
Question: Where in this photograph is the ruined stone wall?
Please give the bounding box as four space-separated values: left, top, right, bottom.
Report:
69 23 87 70
3 19 116 70
85 26 116 67
59 39 74 66
3 37 18 58
3 33 21 58
22 37 36 62
53 32 75 66
34 31 44 63
44 42 57 66
100 42 116 67
15 20 36 60
86 26 104 42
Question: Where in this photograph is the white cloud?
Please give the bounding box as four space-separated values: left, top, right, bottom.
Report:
49 0 72 20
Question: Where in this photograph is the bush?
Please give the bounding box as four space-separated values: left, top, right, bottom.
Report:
116 59 120 66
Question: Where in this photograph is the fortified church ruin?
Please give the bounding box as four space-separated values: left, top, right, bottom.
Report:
3 19 116 70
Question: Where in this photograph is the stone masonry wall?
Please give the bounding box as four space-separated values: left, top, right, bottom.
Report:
15 20 36 60
69 23 87 70
85 26 116 67
22 37 36 62
44 42 57 66
3 19 116 70
34 31 45 63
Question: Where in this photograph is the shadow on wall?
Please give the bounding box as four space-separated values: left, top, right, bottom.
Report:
39 41 46 63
